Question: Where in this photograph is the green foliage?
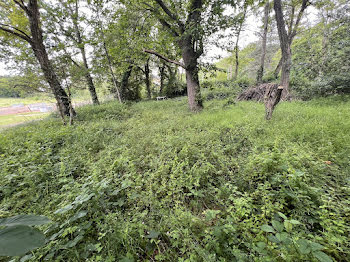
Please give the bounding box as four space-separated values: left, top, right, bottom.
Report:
0 215 51 257
0 97 350 261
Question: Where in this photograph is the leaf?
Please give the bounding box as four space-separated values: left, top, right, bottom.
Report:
20 254 32 262
276 232 288 242
277 212 287 220
73 193 95 205
145 230 160 239
284 221 293 232
272 220 284 232
289 219 301 225
54 204 74 214
261 225 275 233
297 239 311 255
268 235 280 243
0 215 51 227
310 242 325 251
68 211 88 223
64 234 84 248
0 225 46 256
313 251 333 262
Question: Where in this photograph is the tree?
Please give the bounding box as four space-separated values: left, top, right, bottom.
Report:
143 0 238 112
49 0 100 105
0 0 73 115
273 0 309 99
256 1 270 83
233 1 248 80
273 0 310 81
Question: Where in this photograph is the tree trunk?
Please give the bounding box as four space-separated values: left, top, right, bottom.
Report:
257 1 270 83
28 0 72 116
233 5 247 80
71 2 99 105
180 40 203 112
144 58 151 99
80 46 99 105
274 0 292 99
159 64 165 95
274 58 282 79
121 65 133 100
273 0 309 79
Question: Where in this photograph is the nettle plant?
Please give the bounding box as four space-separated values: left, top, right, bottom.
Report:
259 212 333 262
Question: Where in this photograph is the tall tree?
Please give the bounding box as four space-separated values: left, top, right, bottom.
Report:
47 0 100 105
233 1 248 80
274 0 309 98
143 0 238 112
256 1 270 83
0 0 73 115
273 0 310 80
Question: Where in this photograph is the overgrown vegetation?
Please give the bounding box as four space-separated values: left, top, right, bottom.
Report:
1 97 349 261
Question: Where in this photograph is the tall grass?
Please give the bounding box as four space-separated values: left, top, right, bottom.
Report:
0 97 349 261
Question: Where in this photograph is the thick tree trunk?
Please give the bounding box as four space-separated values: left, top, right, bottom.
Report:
257 1 270 83
144 58 151 99
28 0 72 116
121 65 133 100
180 41 203 112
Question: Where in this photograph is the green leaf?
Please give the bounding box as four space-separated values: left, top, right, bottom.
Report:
284 221 293 232
0 225 46 256
310 242 325 251
313 251 333 262
145 230 160 239
0 215 50 227
268 235 280 243
277 212 287 220
289 219 301 225
276 232 288 242
68 211 88 223
64 234 84 248
55 204 74 214
297 239 311 255
272 220 284 232
261 225 275 233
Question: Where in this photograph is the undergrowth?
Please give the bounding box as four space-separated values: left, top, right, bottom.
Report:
0 97 349 261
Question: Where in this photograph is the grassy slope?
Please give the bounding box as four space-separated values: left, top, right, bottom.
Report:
0 97 349 261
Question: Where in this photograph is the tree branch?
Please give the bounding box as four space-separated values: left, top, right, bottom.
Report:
159 18 179 37
13 0 31 16
0 23 32 43
144 49 185 68
153 0 184 30
289 0 310 41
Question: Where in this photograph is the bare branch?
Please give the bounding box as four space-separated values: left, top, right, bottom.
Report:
144 49 185 68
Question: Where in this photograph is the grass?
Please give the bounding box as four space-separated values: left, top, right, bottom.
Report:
0 112 50 129
0 96 349 261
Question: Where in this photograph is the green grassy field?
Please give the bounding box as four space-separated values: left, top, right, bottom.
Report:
0 112 50 129
0 97 55 107
0 97 349 261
